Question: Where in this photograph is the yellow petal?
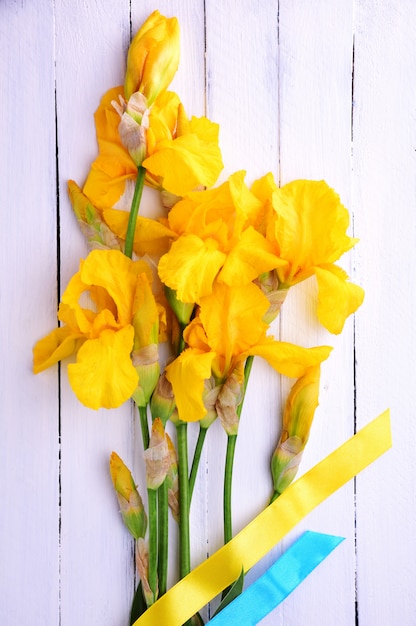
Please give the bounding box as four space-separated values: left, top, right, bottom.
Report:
68 326 137 409
103 211 176 256
183 318 210 353
249 338 332 378
94 86 126 152
80 249 140 326
142 133 223 196
251 172 278 204
198 283 269 373
158 235 226 302
33 326 85 374
228 170 263 226
165 348 216 422
68 180 97 222
146 91 181 153
272 180 358 284
282 365 321 441
83 87 137 210
84 164 136 213
218 226 285 286
60 268 94 334
314 265 365 334
132 273 160 347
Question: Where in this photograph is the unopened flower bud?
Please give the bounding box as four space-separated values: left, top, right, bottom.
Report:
109 452 147 539
200 377 221 429
165 434 179 522
136 538 157 606
271 436 304 495
68 181 122 250
150 372 176 426
118 112 149 167
254 271 289 324
215 366 244 436
271 366 321 499
124 10 180 104
132 344 160 407
144 418 171 490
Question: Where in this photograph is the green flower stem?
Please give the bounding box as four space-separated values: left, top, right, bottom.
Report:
138 405 150 450
147 488 158 603
176 422 191 579
157 479 169 596
270 490 280 504
223 434 237 544
223 356 255 545
189 425 208 500
124 165 146 259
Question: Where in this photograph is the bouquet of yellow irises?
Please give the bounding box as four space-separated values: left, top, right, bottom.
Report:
33 10 365 625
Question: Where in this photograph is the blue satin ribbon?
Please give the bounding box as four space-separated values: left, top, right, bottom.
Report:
207 531 344 625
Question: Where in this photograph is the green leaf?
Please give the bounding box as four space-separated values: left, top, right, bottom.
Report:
213 568 245 617
129 581 147 625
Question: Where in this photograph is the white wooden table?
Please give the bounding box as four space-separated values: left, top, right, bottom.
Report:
1 1 415 624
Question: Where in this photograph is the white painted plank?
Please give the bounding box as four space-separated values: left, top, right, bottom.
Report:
0 1 59 625
54 2 136 625
353 1 416 624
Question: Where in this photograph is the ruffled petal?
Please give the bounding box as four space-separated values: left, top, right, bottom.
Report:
158 234 226 302
82 87 137 210
143 133 223 196
79 250 141 325
60 268 94 334
68 326 137 409
314 264 365 334
165 348 216 422
248 338 332 378
198 283 269 368
103 211 176 256
218 226 286 286
33 326 85 374
272 180 358 284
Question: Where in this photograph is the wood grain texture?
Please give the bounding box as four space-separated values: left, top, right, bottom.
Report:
54 2 135 625
276 2 356 624
353 1 416 624
0 0 410 624
0 2 59 625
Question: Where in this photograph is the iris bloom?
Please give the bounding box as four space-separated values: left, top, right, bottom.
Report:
165 282 332 430
271 365 321 497
251 175 365 333
157 171 281 303
33 249 161 410
143 418 171 490
75 89 222 224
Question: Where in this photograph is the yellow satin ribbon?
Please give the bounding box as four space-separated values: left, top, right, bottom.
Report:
133 409 391 626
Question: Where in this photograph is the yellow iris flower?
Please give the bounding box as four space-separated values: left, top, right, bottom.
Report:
251 174 365 333
157 171 281 303
72 89 222 233
165 282 332 427
33 249 161 410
